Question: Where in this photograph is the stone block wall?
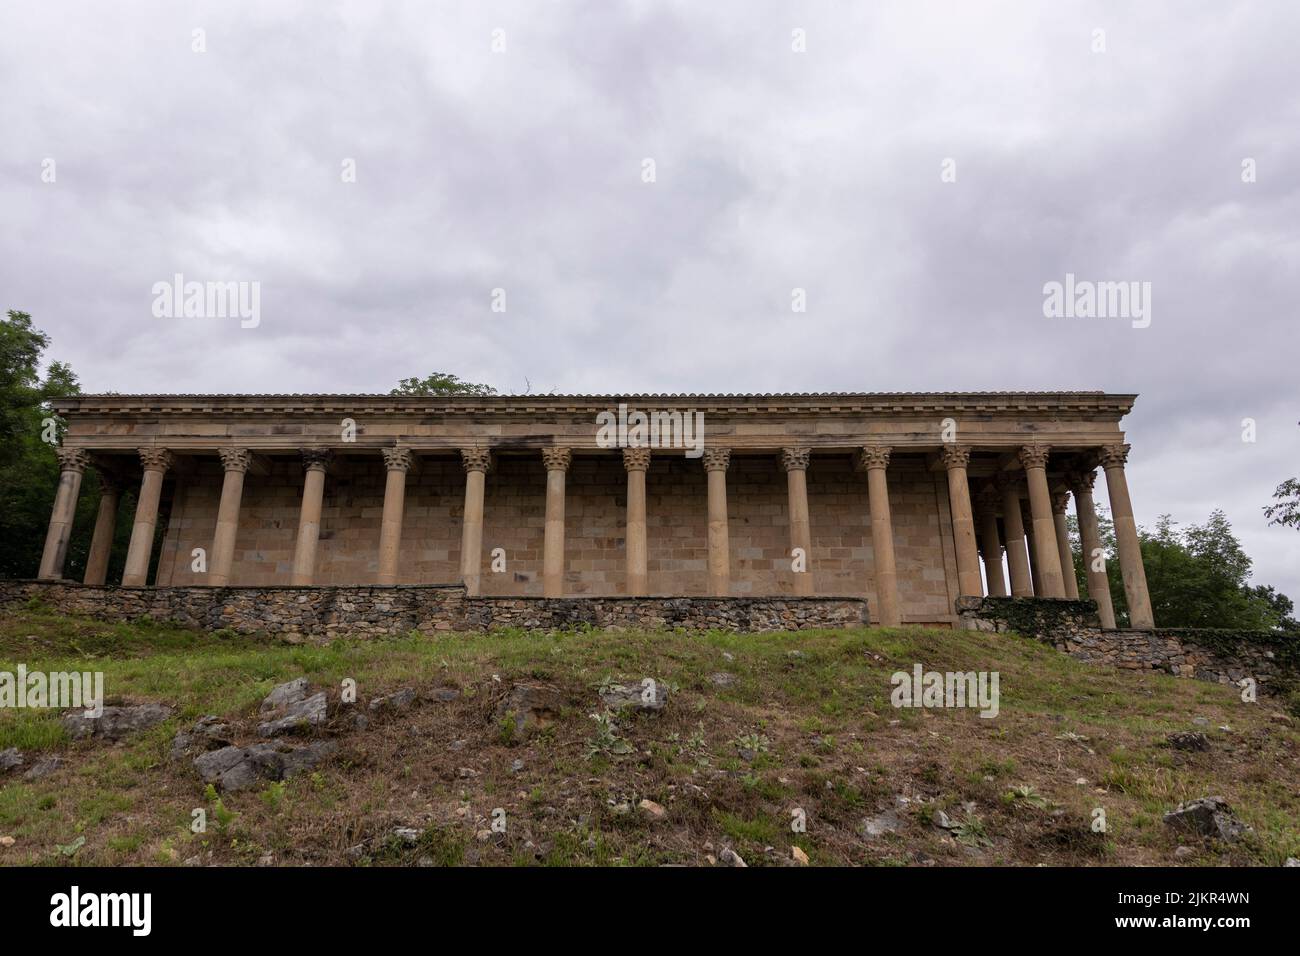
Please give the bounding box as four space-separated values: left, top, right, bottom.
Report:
0 581 869 638
957 596 1299 693
149 452 960 624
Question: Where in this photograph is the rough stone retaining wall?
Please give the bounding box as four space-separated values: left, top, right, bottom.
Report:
0 581 869 638
957 596 1298 693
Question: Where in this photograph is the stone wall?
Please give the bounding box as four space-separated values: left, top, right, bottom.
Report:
0 580 869 638
957 596 1299 693
150 452 957 623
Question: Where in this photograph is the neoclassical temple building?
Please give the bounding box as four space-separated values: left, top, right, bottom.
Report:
36 392 1153 629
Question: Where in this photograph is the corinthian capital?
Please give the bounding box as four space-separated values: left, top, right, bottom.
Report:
780 447 810 472
1051 489 1072 514
939 444 971 469
622 447 651 472
1017 443 1051 470
1067 468 1097 494
541 447 572 472
702 447 731 473
382 447 414 472
855 445 891 471
138 447 174 473
1098 443 1131 469
55 447 90 474
218 447 253 473
461 448 492 474
301 448 333 473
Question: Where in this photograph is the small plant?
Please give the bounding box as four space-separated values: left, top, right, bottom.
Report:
1006 784 1051 809
952 815 992 848
586 712 633 758
732 732 770 756
205 783 237 832
260 781 286 810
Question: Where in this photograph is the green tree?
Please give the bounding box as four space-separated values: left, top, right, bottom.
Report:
1265 477 1300 530
0 310 104 578
391 372 496 396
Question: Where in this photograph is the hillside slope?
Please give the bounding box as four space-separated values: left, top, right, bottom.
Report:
1 605 1296 866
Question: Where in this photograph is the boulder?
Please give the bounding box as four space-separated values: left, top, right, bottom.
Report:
599 679 668 713
23 756 64 781
260 678 309 712
1166 731 1209 752
368 688 418 714
169 715 233 760
258 693 327 737
0 748 22 773
495 683 565 735
1163 796 1252 842
195 740 337 792
62 703 173 742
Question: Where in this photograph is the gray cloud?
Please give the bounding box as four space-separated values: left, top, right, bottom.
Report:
1 0 1296 596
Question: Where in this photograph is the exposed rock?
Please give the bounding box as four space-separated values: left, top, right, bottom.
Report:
0 748 23 773
23 756 64 780
1166 731 1209 752
791 846 809 866
261 678 309 712
1163 796 1252 842
638 798 666 821
932 809 953 830
1285 858 1300 867
368 688 417 714
709 672 736 687
62 703 173 742
258 692 327 737
169 715 232 760
426 687 461 703
392 827 421 844
718 847 747 867
599 679 668 713
195 739 337 792
495 682 564 735
1174 845 1194 859
860 809 902 839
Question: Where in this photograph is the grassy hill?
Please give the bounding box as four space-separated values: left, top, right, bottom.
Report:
1 602 1297 866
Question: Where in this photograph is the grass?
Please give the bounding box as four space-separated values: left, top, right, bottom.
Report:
0 604 1298 866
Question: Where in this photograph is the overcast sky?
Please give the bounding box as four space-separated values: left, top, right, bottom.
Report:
1 1 1296 599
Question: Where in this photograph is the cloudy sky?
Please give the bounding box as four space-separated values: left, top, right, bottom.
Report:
1 1 1296 598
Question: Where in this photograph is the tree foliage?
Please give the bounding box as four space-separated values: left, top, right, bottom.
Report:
390 372 496 397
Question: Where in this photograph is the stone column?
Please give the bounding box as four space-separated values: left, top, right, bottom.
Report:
541 447 571 598
122 448 174 586
460 448 491 596
376 447 414 586
1069 468 1117 629
781 447 814 596
857 445 901 626
1018 444 1065 598
702 447 731 597
38 448 91 581
208 448 252 587
975 485 1007 597
941 445 982 597
999 477 1033 597
623 448 650 596
83 471 121 585
1051 489 1080 599
290 449 332 586
1099 443 1155 628
1022 500 1042 596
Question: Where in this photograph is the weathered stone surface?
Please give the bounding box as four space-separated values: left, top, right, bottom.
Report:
258 692 327 737
718 847 747 867
1166 731 1209 752
368 688 417 714
1163 796 1252 842
195 740 337 792
860 810 903 839
495 683 564 735
0 748 24 772
599 679 668 713
261 678 309 712
23 756 64 780
0 582 869 638
170 715 233 759
61 703 173 742
957 596 1300 693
